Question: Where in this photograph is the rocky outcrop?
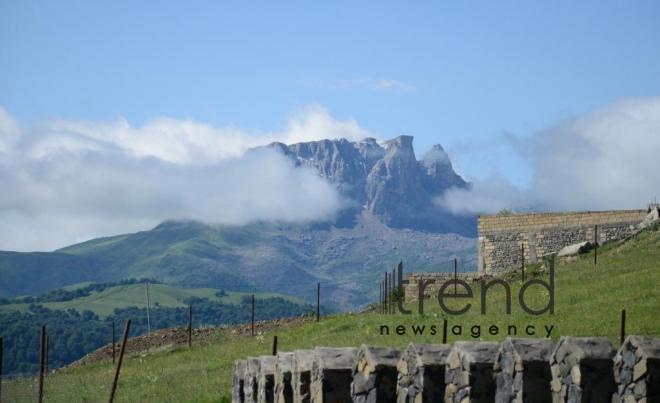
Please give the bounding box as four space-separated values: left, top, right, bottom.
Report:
365 136 431 228
419 144 466 193
262 135 471 234
557 241 594 257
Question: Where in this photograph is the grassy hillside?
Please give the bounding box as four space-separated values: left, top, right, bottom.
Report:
0 216 476 309
0 283 304 317
0 252 103 299
3 225 659 402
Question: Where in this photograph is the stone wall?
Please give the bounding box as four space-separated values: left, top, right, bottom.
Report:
233 336 660 403
403 272 483 302
477 209 647 274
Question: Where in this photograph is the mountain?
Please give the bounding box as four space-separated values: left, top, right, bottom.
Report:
263 135 473 233
0 136 477 309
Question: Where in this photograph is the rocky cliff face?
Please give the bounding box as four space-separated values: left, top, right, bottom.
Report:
263 135 472 234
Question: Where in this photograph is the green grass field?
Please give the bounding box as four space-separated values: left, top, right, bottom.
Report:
3 226 659 402
0 284 303 317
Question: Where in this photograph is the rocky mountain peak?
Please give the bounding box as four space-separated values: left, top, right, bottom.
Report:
422 144 451 168
384 134 414 151
257 135 473 234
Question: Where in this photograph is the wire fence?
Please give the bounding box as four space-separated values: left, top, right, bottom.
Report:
0 257 481 401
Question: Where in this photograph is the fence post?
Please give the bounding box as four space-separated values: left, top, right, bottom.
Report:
112 320 116 364
521 244 525 281
389 271 394 314
620 309 626 345
316 282 320 322
379 281 383 314
188 304 192 348
272 335 278 355
454 258 457 294
442 319 448 344
594 225 598 265
108 319 131 403
251 295 255 336
391 269 396 315
383 272 389 313
145 282 151 338
0 336 3 403
45 334 49 373
38 325 46 403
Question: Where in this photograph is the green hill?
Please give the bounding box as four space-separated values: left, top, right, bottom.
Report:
3 224 659 402
0 283 304 318
0 216 476 309
0 251 102 299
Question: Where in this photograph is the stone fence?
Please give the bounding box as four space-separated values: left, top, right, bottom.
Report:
477 209 649 274
232 335 660 403
402 272 484 302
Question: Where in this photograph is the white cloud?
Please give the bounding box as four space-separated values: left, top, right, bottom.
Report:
438 97 660 214
440 177 539 215
0 105 370 251
0 107 20 154
282 105 375 144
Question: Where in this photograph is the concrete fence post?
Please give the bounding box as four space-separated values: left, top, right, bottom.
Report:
257 356 276 403
351 345 401 402
396 343 451 403
444 341 499 403
493 338 554 403
612 335 660 402
233 359 247 403
292 349 315 403
549 336 616 402
244 357 261 403
274 352 294 403
310 347 357 402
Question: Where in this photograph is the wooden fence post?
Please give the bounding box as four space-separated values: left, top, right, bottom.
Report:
316 283 320 322
454 258 458 294
108 319 131 403
112 320 116 364
379 281 382 314
521 244 525 281
384 272 390 313
45 334 49 373
442 319 448 344
390 269 396 315
594 225 598 265
38 325 46 403
272 335 278 355
620 309 626 345
188 304 192 348
145 282 151 338
0 336 3 403
251 295 255 336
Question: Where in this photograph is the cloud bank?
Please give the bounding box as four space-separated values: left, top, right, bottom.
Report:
0 105 374 251
439 97 660 214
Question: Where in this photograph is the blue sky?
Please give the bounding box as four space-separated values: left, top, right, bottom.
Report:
2 1 659 180
2 1 660 250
